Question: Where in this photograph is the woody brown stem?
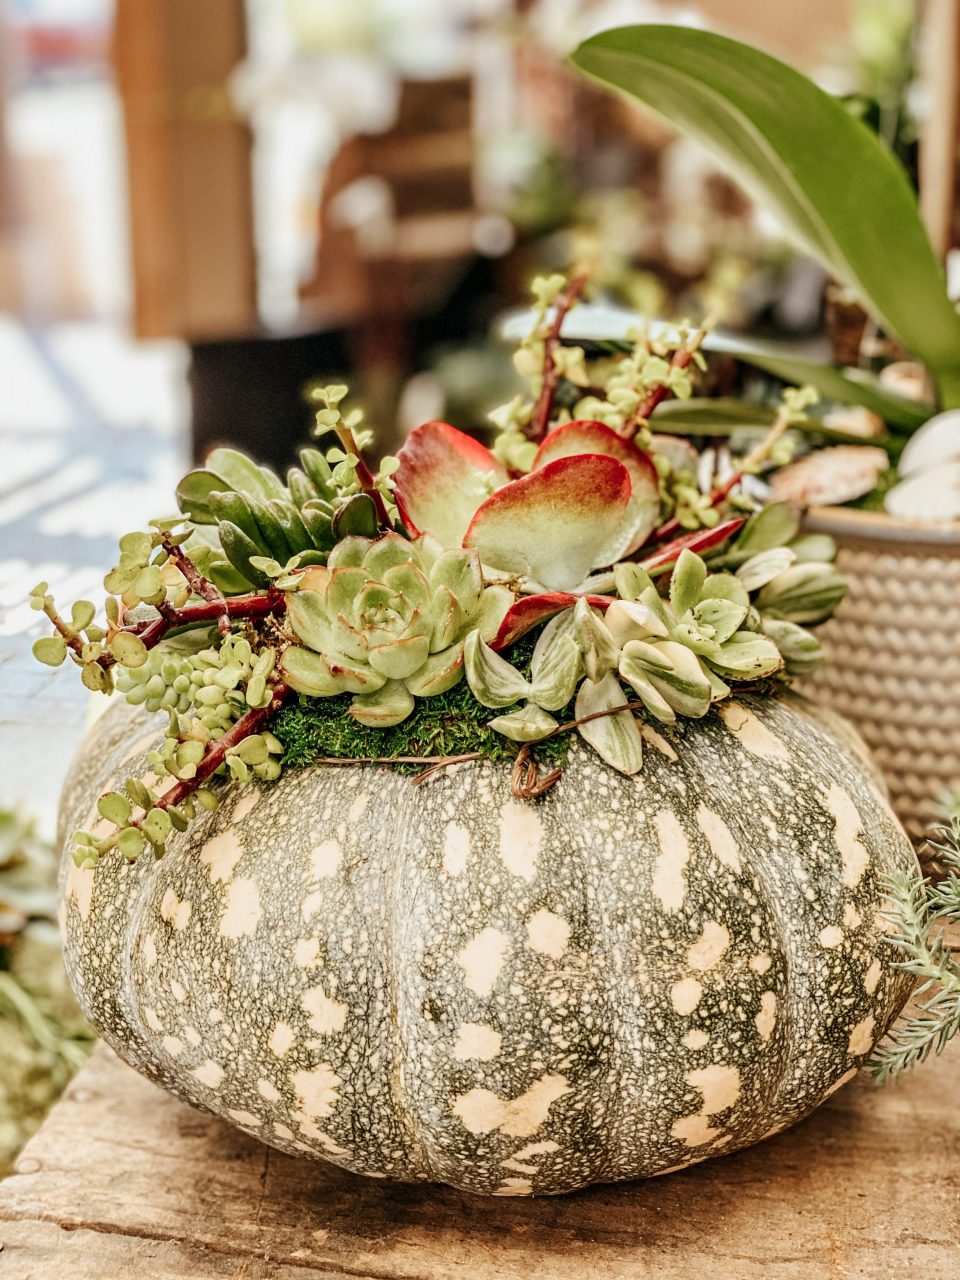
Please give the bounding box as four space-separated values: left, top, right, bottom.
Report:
102 589 285 671
526 273 589 442
162 538 231 634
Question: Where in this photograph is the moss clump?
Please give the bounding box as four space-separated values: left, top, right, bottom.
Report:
271 631 573 775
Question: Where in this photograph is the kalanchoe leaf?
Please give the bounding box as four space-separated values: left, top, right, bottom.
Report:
572 598 620 681
350 679 416 727
488 703 559 742
756 562 847 623
464 630 531 707
736 547 796 592
705 631 783 680
575 672 643 774
761 617 825 675
394 421 509 547
669 549 707 618
465 455 632 592
528 633 581 710
639 517 746 576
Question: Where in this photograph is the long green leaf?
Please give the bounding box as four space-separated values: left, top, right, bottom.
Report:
652 398 898 451
570 25 960 406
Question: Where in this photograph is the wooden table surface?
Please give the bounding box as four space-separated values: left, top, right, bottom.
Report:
0 1042 958 1280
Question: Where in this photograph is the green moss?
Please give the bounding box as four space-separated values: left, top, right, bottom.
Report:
271 631 573 775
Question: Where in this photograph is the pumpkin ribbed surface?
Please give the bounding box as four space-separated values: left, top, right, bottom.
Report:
58 694 914 1195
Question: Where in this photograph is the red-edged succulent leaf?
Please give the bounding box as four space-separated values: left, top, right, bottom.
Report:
533 420 661 555
490 592 612 651
640 517 746 576
464 455 631 591
393 421 508 548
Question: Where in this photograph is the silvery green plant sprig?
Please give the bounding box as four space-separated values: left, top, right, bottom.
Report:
870 819 960 1080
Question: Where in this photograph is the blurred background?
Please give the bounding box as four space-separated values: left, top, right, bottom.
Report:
0 0 951 1181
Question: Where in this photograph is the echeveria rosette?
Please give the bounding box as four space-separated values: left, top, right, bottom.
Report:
393 419 660 591
280 532 511 727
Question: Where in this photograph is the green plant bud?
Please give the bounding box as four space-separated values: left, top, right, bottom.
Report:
32 635 67 667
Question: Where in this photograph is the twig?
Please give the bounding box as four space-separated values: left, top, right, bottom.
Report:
102 590 284 671
621 327 707 439
335 426 393 528
162 537 230 635
527 273 589 442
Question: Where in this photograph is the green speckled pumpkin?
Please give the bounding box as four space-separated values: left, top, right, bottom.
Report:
58 693 915 1196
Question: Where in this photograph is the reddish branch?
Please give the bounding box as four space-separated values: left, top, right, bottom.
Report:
620 327 707 439
103 589 285 671
162 537 231 634
650 470 744 545
335 426 393 528
144 679 293 818
526 273 589 443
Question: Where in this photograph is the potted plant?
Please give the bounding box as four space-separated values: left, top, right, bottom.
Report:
568 23 960 839
35 320 924 1194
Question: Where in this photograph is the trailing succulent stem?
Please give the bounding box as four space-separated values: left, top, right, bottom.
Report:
32 276 846 872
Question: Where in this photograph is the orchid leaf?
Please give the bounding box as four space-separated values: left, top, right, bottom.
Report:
575 672 644 774
393 421 508 548
571 24 960 406
464 455 631 591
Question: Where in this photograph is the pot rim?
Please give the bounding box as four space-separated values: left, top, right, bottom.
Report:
804 504 960 550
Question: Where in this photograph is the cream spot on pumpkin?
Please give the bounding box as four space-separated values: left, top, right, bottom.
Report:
818 925 844 949
170 978 187 1003
160 887 191 931
821 784 870 888
65 860 95 922
843 903 862 929
695 805 741 873
200 829 244 883
671 1114 720 1147
291 1062 341 1120
183 1026 201 1047
302 890 324 922
755 991 777 1042
864 958 882 995
348 793 368 822
231 790 259 824
228 1109 261 1127
145 1009 162 1032
501 1140 559 1174
687 921 730 972
302 987 348 1036
497 802 541 881
641 723 678 760
493 1178 534 1196
295 937 320 967
672 1065 741 1148
749 953 771 974
452 1023 502 1061
141 933 158 968
848 1014 876 1057
220 878 261 938
274 1122 294 1140
310 838 342 879
457 926 509 998
717 701 789 760
682 1029 709 1050
162 1035 184 1058
442 821 470 876
652 811 690 912
258 1078 281 1102
269 1022 295 1057
670 977 703 1015
526 909 570 960
192 1060 225 1089
452 1074 571 1138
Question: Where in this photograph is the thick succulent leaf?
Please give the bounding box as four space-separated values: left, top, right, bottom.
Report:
280 646 351 697
320 652 388 695
332 612 369 663
572 597 621 682
404 641 465 697
464 455 631 591
463 631 531 708
393 421 509 547
430 585 464 652
349 680 415 728
705 632 783 681
639 517 745 576
383 561 431 607
531 608 577 676
575 672 643 774
692 597 748 645
699 573 749 608
327 567 369 615
736 503 801 554
487 703 559 743
362 532 417 578
490 591 612 651
327 536 371 570
533 420 661 553
617 659 676 724
571 24 960 405
205 448 287 503
367 632 431 680
528 633 582 711
477 584 514 642
604 598 669 647
176 470 223 524
429 548 484 618
669 549 707 618
756 562 847 624
285 590 331 653
217 521 271 587
613 561 655 603
761 618 824 676
736 548 797 593
623 639 712 719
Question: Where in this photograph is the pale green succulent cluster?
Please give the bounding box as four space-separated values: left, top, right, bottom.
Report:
281 533 510 728
464 504 845 772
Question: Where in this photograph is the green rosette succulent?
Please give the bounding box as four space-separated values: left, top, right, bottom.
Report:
281 533 511 727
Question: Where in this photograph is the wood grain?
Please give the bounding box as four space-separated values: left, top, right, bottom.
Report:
1 1043 958 1279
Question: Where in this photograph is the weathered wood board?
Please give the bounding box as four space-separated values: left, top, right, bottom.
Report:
0 1042 958 1279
